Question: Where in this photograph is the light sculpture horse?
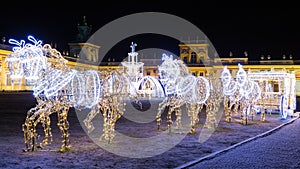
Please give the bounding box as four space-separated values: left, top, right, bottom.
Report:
221 64 261 125
6 36 101 152
236 64 261 124
83 42 143 144
204 70 224 129
83 68 140 143
156 54 210 133
220 65 240 122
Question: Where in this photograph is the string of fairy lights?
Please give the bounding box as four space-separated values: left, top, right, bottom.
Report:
5 35 296 152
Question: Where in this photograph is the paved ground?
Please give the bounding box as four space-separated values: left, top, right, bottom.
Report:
0 92 299 168
177 116 300 169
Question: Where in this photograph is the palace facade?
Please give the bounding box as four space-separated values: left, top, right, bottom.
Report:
1 39 300 97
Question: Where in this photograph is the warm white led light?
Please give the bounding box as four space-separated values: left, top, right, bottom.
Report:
220 64 262 124
156 53 210 132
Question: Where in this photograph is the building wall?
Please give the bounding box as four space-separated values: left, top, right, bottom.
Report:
1 45 300 96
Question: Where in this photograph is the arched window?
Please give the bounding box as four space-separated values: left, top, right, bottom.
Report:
198 52 205 64
183 56 188 64
191 52 197 63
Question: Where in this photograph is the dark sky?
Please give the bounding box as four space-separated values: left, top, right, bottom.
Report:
1 1 299 61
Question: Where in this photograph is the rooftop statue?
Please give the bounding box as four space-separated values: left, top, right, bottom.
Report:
76 16 92 42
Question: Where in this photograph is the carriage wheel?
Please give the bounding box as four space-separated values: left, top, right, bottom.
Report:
280 95 288 119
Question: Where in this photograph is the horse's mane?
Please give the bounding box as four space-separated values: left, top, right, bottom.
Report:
160 54 191 77
42 44 68 64
174 59 190 76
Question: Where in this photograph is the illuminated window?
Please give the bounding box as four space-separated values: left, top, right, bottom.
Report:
273 83 279 92
6 74 11 85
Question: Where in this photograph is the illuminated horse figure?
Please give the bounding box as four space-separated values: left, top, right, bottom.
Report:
235 64 261 124
220 65 240 122
83 42 141 144
7 36 101 152
83 68 140 143
156 54 210 133
221 64 261 125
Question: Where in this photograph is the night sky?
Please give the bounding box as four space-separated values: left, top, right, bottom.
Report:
1 1 299 61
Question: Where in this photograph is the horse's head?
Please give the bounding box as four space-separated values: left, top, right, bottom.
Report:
158 54 181 86
236 63 247 87
220 65 232 86
6 36 47 82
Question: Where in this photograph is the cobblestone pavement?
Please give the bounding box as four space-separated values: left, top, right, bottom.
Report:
177 116 300 169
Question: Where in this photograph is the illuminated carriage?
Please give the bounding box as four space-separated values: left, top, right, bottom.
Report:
247 69 296 119
121 42 164 98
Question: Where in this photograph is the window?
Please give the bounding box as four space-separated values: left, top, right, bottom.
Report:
25 79 34 86
191 52 197 63
200 55 204 63
183 57 188 64
273 83 279 92
6 74 11 85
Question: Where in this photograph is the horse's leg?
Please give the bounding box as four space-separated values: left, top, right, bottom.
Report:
174 105 182 130
239 102 244 124
57 106 71 152
41 113 53 148
243 106 249 125
106 106 116 144
100 105 114 144
22 107 38 152
212 100 220 128
83 105 100 133
187 102 197 133
109 107 118 144
228 101 235 122
23 103 47 152
167 105 173 133
156 98 168 130
100 106 108 142
241 102 249 125
225 97 232 122
205 100 217 129
233 101 239 117
197 104 204 125
107 98 125 144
